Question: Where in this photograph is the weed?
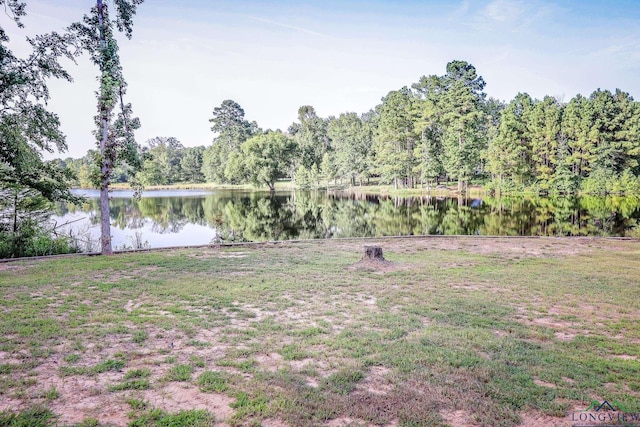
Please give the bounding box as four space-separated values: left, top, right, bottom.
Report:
166 364 193 382
44 387 59 400
216 358 255 372
187 339 211 348
279 344 307 361
124 368 151 379
108 378 150 392
93 359 125 374
129 408 214 427
125 398 148 410
73 419 101 427
132 330 148 344
197 371 228 393
189 355 205 368
60 366 90 377
0 405 54 426
230 392 268 419
63 353 81 364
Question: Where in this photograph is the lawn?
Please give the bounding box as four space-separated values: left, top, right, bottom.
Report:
0 237 639 426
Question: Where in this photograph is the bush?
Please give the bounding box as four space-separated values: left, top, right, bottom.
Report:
0 220 79 258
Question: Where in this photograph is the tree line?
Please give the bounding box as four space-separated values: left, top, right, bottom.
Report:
62 61 640 196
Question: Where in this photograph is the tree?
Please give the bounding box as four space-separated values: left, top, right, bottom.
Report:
138 137 184 185
180 146 205 183
412 61 487 192
71 0 144 254
413 74 446 188
487 93 534 186
373 87 418 189
588 89 640 174
561 94 594 180
327 112 374 186
439 61 486 192
289 105 330 171
0 1 85 257
242 131 297 191
529 96 562 189
0 1 78 203
202 100 257 183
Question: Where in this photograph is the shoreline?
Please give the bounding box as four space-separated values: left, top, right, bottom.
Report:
74 182 640 197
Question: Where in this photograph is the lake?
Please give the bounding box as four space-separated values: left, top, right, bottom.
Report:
53 189 640 251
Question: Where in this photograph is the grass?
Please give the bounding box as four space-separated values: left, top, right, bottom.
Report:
1 237 640 426
166 364 193 382
128 408 215 427
197 371 229 393
0 406 55 426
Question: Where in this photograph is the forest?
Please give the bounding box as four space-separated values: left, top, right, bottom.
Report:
62 60 640 196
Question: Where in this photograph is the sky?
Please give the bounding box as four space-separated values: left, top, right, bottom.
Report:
3 0 640 159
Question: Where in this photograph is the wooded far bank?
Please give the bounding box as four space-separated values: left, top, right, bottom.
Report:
58 60 640 196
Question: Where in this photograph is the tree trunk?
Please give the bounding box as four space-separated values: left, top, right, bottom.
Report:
12 191 18 234
97 0 113 255
363 245 385 261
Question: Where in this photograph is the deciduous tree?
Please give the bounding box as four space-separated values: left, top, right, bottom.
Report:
242 131 297 191
71 0 144 254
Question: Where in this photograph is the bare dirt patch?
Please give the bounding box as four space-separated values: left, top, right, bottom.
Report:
609 354 638 360
0 263 27 273
517 316 585 341
357 366 393 396
325 417 393 427
382 236 616 259
140 383 234 420
439 409 480 427
261 419 290 427
518 410 571 427
347 258 400 273
533 378 557 388
256 352 284 372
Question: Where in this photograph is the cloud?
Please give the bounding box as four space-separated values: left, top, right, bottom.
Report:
471 0 558 32
583 36 640 69
483 0 524 23
448 0 470 22
248 16 328 38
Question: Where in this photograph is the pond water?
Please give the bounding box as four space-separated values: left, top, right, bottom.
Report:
52 189 640 251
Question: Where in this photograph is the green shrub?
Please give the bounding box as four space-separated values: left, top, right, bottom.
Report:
0 219 79 259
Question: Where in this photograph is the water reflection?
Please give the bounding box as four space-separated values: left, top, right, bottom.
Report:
53 190 640 249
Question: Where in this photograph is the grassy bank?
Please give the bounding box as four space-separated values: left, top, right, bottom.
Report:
1 237 640 426
108 181 297 192
105 180 486 197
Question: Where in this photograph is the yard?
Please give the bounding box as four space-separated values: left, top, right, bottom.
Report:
1 237 639 426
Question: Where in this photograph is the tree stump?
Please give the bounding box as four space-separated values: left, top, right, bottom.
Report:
363 245 385 261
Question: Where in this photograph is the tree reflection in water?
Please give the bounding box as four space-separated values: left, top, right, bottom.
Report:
55 191 640 248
